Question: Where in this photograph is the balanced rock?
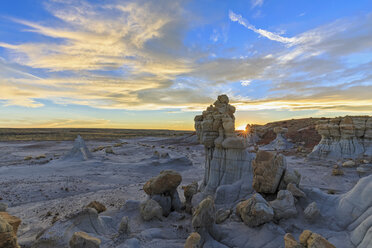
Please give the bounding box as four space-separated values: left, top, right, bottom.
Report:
143 170 182 195
85 201 106 213
0 216 19 248
140 199 162 221
252 150 287 194
184 232 201 248
236 193 274 227
304 202 320 223
269 190 297 220
69 231 101 248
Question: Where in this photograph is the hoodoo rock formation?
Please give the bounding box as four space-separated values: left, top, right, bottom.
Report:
263 127 294 150
309 116 372 160
194 95 254 195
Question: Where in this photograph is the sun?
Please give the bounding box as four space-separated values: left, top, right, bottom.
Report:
236 124 247 131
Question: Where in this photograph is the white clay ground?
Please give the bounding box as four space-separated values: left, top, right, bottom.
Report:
0 135 370 247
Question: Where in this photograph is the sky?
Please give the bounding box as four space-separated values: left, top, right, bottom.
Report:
0 0 371 130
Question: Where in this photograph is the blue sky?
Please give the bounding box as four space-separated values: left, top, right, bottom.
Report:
0 0 371 130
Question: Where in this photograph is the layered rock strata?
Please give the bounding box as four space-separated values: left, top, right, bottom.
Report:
309 116 372 160
194 95 254 194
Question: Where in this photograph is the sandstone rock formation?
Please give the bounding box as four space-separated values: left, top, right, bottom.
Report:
194 95 254 194
309 116 372 160
236 193 274 227
69 231 101 248
118 216 129 234
286 183 306 198
252 150 287 194
63 135 92 161
269 190 297 220
263 127 294 150
0 215 20 248
143 170 182 216
284 230 336 248
0 213 21 235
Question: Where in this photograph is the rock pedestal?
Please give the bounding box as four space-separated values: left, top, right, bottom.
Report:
194 95 254 195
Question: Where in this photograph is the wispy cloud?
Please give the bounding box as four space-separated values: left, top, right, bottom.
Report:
251 0 264 9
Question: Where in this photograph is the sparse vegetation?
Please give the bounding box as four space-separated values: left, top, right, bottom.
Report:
24 156 33 160
35 155 46 159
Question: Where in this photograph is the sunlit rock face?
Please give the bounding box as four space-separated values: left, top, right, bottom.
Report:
309 116 372 160
194 95 254 195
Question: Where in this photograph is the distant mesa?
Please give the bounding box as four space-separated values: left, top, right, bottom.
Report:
63 135 92 161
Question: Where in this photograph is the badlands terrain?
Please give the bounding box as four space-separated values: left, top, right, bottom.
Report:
0 95 371 248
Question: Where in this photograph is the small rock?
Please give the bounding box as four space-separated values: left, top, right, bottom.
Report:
184 232 201 248
356 164 372 176
0 203 7 212
304 202 320 223
331 166 344 176
342 160 356 168
215 209 231 224
286 183 306 198
69 231 101 248
118 216 129 234
140 199 162 221
236 193 274 227
105 147 114 154
85 201 106 213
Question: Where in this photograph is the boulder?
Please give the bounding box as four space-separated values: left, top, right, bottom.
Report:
184 232 201 248
85 201 106 213
236 193 274 227
252 150 287 194
140 199 162 221
304 202 320 223
269 190 297 220
151 194 171 216
69 231 101 248
143 170 182 195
